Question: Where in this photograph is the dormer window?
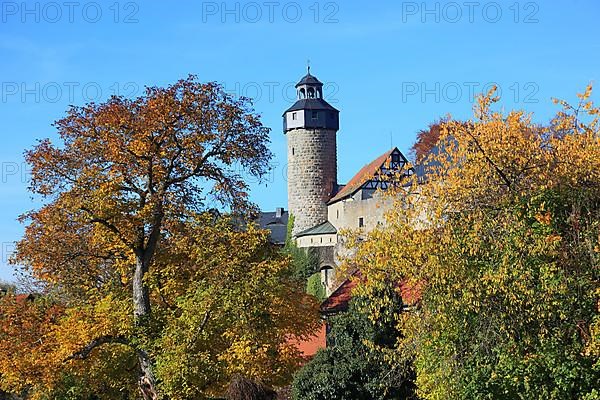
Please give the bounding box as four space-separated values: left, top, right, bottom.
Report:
292 112 297 120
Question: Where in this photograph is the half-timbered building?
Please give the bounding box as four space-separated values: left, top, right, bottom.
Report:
260 69 414 296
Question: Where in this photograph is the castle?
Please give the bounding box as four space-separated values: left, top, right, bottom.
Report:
260 68 414 296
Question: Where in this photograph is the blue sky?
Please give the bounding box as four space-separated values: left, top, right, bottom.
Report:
1 0 599 281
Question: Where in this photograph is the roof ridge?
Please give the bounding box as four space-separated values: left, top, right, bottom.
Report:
295 220 337 238
328 147 401 204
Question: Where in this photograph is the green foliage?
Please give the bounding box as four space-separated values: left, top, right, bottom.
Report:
292 285 416 400
306 273 325 301
283 214 318 282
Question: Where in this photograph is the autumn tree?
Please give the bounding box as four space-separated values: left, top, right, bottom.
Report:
5 76 320 399
352 87 600 399
409 118 445 163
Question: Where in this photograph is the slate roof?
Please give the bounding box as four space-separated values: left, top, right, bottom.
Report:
296 73 323 87
257 208 288 245
284 98 339 114
328 148 399 204
295 221 337 238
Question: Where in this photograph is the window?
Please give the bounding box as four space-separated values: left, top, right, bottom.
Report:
359 217 364 228
292 147 295 156
312 111 318 120
321 266 333 288
336 209 339 219
292 112 297 120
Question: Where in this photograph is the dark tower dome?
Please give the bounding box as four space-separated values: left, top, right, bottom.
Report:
283 67 339 132
295 70 323 87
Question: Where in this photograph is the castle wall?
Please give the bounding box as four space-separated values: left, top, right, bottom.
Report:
287 128 337 236
328 190 395 232
296 233 338 248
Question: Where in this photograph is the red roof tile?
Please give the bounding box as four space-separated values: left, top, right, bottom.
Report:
14 294 35 303
290 323 327 359
321 272 422 315
328 148 398 204
320 272 361 314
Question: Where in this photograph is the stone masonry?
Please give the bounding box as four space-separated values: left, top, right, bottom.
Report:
287 128 337 236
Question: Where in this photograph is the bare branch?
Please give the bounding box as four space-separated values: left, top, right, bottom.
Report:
65 335 131 361
81 207 133 248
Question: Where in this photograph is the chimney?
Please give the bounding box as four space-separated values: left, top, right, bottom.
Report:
275 207 284 218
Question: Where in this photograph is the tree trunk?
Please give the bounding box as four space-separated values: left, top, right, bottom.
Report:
138 350 159 400
133 256 151 318
133 254 159 399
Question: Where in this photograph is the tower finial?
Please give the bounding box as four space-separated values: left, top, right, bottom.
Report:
307 59 311 74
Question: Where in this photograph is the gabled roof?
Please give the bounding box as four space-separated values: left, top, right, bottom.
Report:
328 147 407 204
295 221 337 238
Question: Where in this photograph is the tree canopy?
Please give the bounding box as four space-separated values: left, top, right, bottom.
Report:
292 283 416 400
351 86 600 400
3 76 320 400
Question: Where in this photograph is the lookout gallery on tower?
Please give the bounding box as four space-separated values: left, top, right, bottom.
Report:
261 69 413 297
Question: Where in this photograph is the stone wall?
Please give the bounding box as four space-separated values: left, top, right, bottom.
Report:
287 128 337 236
296 233 337 248
328 189 396 232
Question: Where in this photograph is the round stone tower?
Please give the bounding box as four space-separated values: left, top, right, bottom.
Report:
283 68 340 236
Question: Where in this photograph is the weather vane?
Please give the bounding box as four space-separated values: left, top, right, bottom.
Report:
307 59 311 74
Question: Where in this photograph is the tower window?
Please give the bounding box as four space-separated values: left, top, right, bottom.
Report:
312 111 318 120
359 217 364 228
